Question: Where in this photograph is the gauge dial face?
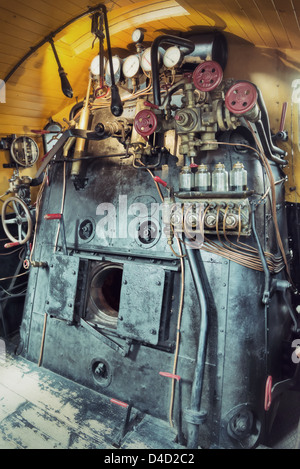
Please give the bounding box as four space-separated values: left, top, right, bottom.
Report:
141 48 161 73
163 46 182 68
132 29 144 43
90 55 107 76
141 48 152 72
122 54 140 78
105 56 122 85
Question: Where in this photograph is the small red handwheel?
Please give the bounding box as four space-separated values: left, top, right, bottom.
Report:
193 60 223 91
134 109 158 137
225 81 258 115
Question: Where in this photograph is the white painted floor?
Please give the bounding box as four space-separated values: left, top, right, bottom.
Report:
0 344 179 450
0 340 299 450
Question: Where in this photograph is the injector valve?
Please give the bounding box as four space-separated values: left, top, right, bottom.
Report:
225 81 260 121
192 60 223 92
134 109 158 138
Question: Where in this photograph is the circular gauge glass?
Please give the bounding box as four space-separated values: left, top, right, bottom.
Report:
141 48 161 73
132 29 144 43
105 56 122 86
90 55 107 76
141 48 152 72
10 136 39 167
163 46 182 68
122 54 140 78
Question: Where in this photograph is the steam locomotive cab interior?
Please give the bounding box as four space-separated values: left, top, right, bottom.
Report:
0 1 300 450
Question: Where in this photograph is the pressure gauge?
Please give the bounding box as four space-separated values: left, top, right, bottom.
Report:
90 55 107 76
141 48 152 72
163 46 182 68
141 48 161 73
122 54 140 78
132 29 144 43
105 56 122 86
10 136 39 167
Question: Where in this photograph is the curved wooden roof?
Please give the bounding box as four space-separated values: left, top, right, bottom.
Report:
0 0 299 135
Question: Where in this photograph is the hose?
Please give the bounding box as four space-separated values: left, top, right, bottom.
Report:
151 35 195 107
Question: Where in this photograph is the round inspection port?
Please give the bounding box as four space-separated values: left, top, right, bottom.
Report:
86 262 123 328
78 218 95 243
91 359 112 387
135 218 161 249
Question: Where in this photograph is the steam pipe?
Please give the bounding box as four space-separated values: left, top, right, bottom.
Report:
71 77 92 178
241 118 288 166
185 244 208 449
151 35 195 107
255 120 288 165
256 87 286 157
250 201 271 304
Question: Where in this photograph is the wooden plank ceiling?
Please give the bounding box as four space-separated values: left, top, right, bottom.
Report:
0 0 299 136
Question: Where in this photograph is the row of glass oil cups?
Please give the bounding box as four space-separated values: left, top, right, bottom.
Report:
179 162 247 192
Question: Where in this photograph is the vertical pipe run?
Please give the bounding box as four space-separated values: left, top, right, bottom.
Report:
70 77 92 178
185 245 208 449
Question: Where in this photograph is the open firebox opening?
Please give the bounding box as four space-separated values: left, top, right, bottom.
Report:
85 262 123 328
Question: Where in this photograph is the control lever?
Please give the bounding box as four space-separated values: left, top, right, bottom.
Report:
273 102 288 142
92 5 123 117
110 398 133 447
159 371 184 445
49 38 73 99
44 213 67 256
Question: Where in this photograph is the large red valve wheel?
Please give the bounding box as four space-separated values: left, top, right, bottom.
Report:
225 81 258 115
193 60 223 92
134 109 158 138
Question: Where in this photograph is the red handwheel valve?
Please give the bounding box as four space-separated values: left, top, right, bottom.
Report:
134 109 158 138
225 81 258 119
193 60 223 92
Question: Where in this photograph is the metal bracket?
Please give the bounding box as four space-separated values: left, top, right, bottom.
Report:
35 128 113 179
80 319 131 357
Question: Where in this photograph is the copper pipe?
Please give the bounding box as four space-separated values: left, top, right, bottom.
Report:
71 77 92 178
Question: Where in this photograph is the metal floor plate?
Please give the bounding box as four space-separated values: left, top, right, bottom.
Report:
0 340 180 450
0 338 299 450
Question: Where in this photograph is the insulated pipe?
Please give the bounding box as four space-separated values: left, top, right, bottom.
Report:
150 35 195 107
185 244 208 449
